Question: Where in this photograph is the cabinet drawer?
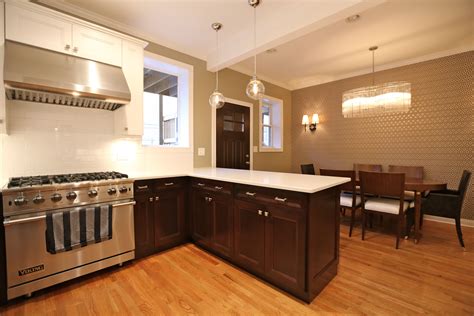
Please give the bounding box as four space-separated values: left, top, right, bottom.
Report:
154 177 187 190
191 178 233 195
235 184 307 209
134 180 154 195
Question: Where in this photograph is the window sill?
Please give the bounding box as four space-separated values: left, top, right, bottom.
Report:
259 147 283 153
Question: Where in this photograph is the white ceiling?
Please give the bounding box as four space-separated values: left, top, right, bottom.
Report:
232 0 474 89
37 0 473 90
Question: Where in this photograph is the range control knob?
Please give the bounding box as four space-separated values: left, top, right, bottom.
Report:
88 189 98 198
107 188 117 195
119 186 128 194
51 193 62 202
14 196 28 206
33 194 45 204
66 191 77 201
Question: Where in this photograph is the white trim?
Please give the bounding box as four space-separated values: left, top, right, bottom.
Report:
424 215 474 228
258 95 284 153
143 51 194 153
212 98 253 170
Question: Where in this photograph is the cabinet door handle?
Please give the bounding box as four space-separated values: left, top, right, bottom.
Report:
197 183 205 187
64 44 71 51
205 197 213 203
73 47 78 53
137 185 148 190
246 192 256 197
149 197 153 202
164 182 174 186
155 196 160 201
264 211 269 217
214 186 223 190
274 197 287 202
258 210 263 216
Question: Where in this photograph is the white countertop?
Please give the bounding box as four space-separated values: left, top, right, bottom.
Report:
130 168 350 194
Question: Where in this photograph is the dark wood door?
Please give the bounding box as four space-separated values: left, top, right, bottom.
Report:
234 200 265 274
216 103 250 170
154 189 185 250
191 190 212 246
210 194 233 258
134 194 155 259
264 206 306 292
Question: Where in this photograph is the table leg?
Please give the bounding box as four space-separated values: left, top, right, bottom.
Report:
414 191 422 244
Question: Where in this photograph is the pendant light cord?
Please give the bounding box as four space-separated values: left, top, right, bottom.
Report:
216 29 219 90
253 5 257 76
372 49 375 86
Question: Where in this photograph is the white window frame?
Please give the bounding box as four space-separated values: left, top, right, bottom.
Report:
259 95 283 152
143 51 193 153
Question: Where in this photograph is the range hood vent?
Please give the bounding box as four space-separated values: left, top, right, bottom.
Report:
4 41 131 111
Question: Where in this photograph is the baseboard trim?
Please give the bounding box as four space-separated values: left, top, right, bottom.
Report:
424 215 474 228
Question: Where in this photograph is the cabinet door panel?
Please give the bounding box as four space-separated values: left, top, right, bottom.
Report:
191 191 211 246
211 195 233 258
6 4 72 54
72 24 122 66
234 200 265 274
134 194 155 259
154 189 185 249
265 206 306 292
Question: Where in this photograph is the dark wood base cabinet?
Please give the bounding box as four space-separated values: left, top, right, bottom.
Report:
191 180 341 303
134 178 187 259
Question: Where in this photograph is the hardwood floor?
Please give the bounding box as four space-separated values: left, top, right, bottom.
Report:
1 219 473 315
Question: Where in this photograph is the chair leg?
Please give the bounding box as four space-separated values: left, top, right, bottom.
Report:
396 216 402 249
369 213 373 228
349 208 356 237
419 208 424 228
343 208 346 216
455 217 465 248
361 210 366 241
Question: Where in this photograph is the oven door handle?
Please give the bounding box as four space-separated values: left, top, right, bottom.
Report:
112 201 136 208
4 215 46 226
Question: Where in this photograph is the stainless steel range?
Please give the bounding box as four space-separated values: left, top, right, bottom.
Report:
2 172 135 300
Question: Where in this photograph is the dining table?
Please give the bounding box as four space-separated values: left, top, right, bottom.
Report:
355 177 447 243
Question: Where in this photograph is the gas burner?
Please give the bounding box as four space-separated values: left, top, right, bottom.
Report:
7 171 128 188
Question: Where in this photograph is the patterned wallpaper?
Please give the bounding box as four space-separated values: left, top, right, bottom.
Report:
291 51 473 220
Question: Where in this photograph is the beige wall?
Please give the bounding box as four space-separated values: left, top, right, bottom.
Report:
145 42 292 172
291 52 473 220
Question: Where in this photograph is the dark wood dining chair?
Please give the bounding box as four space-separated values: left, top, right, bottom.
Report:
419 170 471 248
359 171 410 249
301 164 316 175
354 163 383 178
320 169 360 237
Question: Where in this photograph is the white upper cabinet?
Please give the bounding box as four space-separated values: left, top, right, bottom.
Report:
5 3 72 55
5 2 122 67
72 24 122 67
114 41 144 136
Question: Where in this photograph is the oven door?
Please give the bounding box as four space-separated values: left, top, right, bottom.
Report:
3 200 135 289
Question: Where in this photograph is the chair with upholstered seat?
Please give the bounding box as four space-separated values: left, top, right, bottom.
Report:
359 171 409 249
388 165 423 201
354 163 383 178
301 164 316 175
419 170 471 248
320 169 361 237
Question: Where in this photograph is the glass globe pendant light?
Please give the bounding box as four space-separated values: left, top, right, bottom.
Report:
209 22 226 109
246 0 265 100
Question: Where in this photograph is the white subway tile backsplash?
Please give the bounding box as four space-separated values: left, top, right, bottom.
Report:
0 101 193 185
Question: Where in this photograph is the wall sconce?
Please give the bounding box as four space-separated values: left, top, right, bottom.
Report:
302 113 319 132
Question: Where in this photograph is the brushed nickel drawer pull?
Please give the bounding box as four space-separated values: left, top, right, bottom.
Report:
214 186 223 190
4 215 46 226
264 211 269 217
149 197 153 202
274 197 287 202
155 197 160 201
197 183 205 187
246 192 256 197
112 201 136 208
164 182 174 186
137 185 148 190
258 210 263 215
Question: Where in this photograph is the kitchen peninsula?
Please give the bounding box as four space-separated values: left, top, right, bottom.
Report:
131 168 349 303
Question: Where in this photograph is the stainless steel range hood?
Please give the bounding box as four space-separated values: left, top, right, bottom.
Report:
4 41 131 111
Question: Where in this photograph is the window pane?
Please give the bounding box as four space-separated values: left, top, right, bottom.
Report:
223 121 234 131
263 126 271 147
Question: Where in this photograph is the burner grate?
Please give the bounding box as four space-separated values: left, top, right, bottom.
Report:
7 172 128 188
